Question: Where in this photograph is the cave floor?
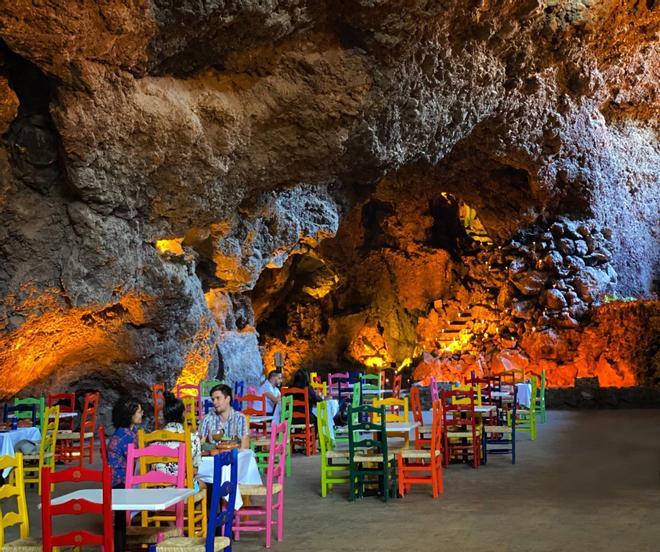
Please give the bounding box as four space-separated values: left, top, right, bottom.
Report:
8 410 660 551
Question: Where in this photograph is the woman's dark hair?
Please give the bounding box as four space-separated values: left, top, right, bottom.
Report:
292 369 310 388
209 383 232 401
163 392 185 424
112 397 141 429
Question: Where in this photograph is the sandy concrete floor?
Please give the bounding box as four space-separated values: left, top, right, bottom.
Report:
6 410 660 551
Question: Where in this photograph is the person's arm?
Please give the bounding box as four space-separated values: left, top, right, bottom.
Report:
198 417 209 444
263 390 281 405
238 413 250 449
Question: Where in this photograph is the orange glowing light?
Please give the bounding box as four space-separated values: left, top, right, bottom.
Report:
155 238 184 255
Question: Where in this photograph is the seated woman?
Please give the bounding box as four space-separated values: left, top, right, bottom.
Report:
292 369 324 425
154 392 202 490
107 397 143 488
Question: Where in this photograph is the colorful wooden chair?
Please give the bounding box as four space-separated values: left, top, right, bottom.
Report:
310 372 328 396
281 387 316 456
237 394 268 438
125 442 186 545
328 372 350 400
451 383 482 405
533 369 547 423
152 383 166 430
47 393 75 460
483 386 517 464
233 381 245 408
372 396 410 449
360 372 382 393
430 377 439 403
397 399 443 498
13 397 44 428
410 386 432 449
175 383 203 420
510 376 537 440
253 395 293 476
442 389 481 468
392 374 402 398
3 403 37 426
200 378 223 398
335 381 361 446
0 453 40 550
234 421 288 548
41 463 113 552
348 404 397 502
58 391 99 465
156 449 237 552
99 424 108 465
139 427 207 538
181 396 199 432
317 400 349 497
501 368 525 386
23 405 59 495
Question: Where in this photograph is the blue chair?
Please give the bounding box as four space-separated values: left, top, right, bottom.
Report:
3 403 37 426
203 398 214 416
232 381 245 412
155 449 238 552
482 386 517 464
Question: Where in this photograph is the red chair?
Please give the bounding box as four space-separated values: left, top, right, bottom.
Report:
41 464 113 551
398 399 444 498
99 425 108 466
392 374 402 399
281 387 316 456
237 393 268 438
58 391 99 465
174 383 202 420
152 383 166 430
125 443 186 545
441 389 481 468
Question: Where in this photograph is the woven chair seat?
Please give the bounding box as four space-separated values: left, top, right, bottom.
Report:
400 448 442 459
251 436 270 447
239 483 282 496
353 452 395 462
58 431 94 440
326 449 349 459
446 430 481 439
2 537 42 551
23 451 53 461
290 423 309 430
126 525 181 543
417 425 432 433
484 425 513 434
156 536 231 552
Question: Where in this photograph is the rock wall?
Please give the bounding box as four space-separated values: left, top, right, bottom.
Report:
0 1 657 402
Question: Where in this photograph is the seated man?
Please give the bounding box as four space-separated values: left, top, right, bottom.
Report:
258 370 282 415
199 384 249 449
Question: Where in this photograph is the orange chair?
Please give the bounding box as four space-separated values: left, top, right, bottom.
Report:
236 394 268 438
410 387 432 449
152 383 166 430
281 387 316 456
58 391 99 465
397 400 443 498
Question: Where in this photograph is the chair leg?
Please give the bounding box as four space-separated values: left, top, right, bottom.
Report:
265 493 273 548
277 488 284 541
321 462 327 497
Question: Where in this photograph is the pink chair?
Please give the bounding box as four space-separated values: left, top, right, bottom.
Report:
430 377 439 403
328 372 350 399
234 420 288 548
174 383 203 420
125 443 187 545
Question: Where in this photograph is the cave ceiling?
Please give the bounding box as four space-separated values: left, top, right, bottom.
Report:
0 0 657 400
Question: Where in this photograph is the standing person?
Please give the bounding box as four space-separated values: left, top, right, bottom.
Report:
154 392 203 490
198 384 249 449
107 397 143 489
258 370 282 415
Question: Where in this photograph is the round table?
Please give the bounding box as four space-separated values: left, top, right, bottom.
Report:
0 426 41 477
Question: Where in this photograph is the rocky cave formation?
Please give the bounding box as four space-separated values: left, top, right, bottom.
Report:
0 1 658 411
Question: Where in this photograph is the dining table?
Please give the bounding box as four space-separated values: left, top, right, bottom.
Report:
52 487 195 552
0 426 41 478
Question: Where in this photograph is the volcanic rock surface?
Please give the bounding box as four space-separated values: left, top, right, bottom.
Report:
0 1 658 406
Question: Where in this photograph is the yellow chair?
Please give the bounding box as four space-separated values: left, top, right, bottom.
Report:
0 453 41 550
372 397 410 448
451 384 482 406
181 397 198 432
138 428 207 538
23 405 59 495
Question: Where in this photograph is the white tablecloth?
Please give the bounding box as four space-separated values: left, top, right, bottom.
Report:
197 449 262 509
0 427 41 477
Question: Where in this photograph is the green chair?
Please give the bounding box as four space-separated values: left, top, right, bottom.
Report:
509 376 537 441
200 379 223 398
317 401 349 497
253 395 293 477
534 369 546 423
360 372 381 394
348 403 398 502
335 382 361 446
14 397 45 430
